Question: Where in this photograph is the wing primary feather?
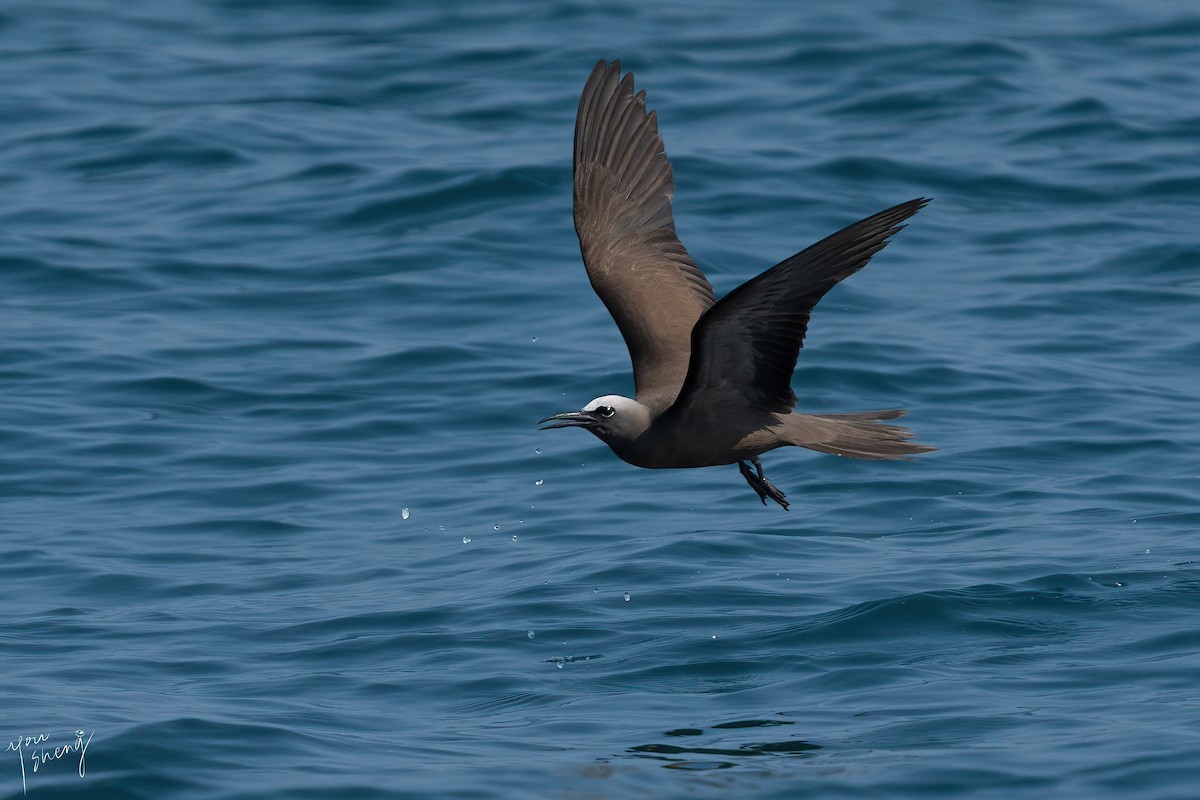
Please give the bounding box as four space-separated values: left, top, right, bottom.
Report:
572 60 716 412
673 198 930 414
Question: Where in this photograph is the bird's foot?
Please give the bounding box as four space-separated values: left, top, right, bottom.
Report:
738 459 790 510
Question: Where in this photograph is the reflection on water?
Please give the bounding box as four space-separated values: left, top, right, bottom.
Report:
630 719 821 770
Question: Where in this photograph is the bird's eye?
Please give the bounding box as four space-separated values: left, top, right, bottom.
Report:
598 405 615 418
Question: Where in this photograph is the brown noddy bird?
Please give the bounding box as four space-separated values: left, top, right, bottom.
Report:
540 59 934 509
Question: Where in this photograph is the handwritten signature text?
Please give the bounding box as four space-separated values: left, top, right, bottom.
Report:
7 729 93 796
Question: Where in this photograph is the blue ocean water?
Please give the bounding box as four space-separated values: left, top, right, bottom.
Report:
2 0 1199 797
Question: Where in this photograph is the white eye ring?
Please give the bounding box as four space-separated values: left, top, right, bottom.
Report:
598 405 615 418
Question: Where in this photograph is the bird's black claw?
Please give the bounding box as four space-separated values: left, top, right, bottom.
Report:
738 460 789 510
738 460 766 504
759 479 790 511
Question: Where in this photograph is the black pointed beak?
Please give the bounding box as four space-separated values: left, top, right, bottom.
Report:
538 411 598 430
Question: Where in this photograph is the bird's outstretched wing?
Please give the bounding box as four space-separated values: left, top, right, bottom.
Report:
574 59 716 413
670 198 930 416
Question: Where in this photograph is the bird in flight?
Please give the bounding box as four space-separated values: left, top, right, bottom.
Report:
540 59 934 509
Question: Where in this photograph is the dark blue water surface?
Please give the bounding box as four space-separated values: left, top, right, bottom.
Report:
3 1 1199 797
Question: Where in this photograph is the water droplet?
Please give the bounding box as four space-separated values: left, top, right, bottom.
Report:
623 592 631 602
401 507 410 520
535 479 543 486
462 536 471 544
527 630 535 639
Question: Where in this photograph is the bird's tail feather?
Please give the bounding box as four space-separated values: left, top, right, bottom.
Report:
795 409 935 461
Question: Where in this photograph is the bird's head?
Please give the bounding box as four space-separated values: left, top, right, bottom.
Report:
538 394 651 446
